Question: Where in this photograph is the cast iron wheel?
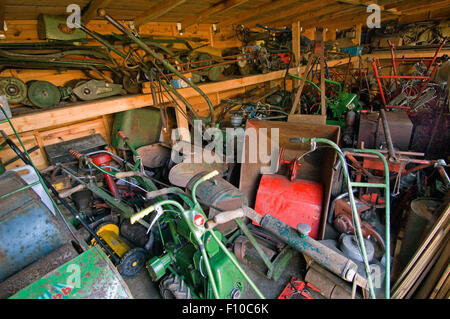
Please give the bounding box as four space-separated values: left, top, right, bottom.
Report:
159 274 193 299
117 247 147 278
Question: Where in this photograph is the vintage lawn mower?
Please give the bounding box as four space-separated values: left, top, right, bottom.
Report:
129 171 264 299
129 167 381 299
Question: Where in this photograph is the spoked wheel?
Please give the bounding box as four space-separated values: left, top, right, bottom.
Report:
159 274 193 299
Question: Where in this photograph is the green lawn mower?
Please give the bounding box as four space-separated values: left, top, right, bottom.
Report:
129 170 264 299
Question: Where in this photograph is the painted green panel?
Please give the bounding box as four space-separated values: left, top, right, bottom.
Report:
11 246 133 299
111 107 162 150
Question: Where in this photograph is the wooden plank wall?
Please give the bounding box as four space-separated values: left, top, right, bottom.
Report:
1 13 449 170
0 18 241 169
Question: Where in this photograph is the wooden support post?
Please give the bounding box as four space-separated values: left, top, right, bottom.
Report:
292 21 301 89
327 28 337 41
174 104 191 143
317 27 327 116
0 3 5 39
354 23 363 45
32 130 49 167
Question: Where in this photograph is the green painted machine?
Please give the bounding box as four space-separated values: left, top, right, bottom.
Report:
10 246 133 299
326 90 361 127
0 97 133 299
288 73 362 128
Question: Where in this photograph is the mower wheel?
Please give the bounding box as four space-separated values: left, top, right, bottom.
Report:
159 274 193 299
117 248 147 278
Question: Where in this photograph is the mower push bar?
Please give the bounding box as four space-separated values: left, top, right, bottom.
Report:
206 207 359 284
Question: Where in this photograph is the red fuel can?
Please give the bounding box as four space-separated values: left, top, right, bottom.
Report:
254 174 323 239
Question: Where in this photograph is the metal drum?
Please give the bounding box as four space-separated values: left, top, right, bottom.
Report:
0 171 70 281
254 174 323 239
187 172 247 235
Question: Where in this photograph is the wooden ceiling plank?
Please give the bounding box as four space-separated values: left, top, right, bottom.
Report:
249 2 349 28
82 0 112 23
181 0 249 30
338 0 402 15
134 0 187 27
245 0 339 28
396 0 450 15
385 0 449 12
217 0 300 29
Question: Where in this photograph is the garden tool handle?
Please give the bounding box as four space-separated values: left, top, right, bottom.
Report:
205 206 262 229
130 205 155 224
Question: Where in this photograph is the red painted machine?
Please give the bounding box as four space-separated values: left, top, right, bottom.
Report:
254 148 323 239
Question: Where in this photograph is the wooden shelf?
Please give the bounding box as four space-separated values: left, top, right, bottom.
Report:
1 48 448 136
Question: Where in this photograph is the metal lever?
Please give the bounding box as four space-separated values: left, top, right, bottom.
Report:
146 205 164 234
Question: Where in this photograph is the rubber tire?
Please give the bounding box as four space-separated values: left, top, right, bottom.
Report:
159 274 193 299
117 248 147 278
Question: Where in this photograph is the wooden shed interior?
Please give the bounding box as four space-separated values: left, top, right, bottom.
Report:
0 0 449 301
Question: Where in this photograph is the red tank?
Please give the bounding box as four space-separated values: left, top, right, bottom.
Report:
90 153 120 199
254 174 323 239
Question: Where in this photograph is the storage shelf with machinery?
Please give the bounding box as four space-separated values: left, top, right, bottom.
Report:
0 0 449 301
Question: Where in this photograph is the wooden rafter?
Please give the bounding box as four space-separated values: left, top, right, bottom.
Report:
181 0 249 31
134 0 187 27
248 2 349 28
338 0 402 15
216 0 302 30
301 7 394 30
386 0 450 15
82 0 112 23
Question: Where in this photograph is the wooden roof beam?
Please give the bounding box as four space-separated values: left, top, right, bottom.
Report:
134 0 187 27
216 0 305 30
386 0 450 15
338 0 402 15
180 0 249 31
82 0 112 24
301 7 397 31
250 2 350 28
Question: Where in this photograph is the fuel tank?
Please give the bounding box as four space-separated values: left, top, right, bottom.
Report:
254 174 323 239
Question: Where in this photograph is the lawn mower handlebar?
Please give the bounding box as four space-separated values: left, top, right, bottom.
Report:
205 206 262 229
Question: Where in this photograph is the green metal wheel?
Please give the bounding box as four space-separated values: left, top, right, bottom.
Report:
0 77 27 104
27 80 61 108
